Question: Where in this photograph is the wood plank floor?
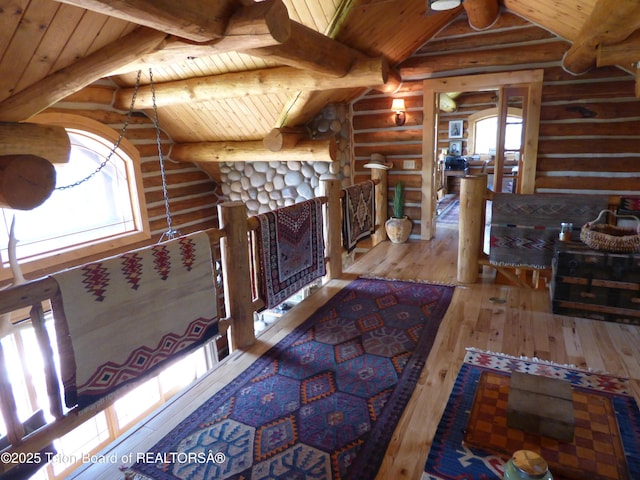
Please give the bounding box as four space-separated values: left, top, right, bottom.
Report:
71 223 640 480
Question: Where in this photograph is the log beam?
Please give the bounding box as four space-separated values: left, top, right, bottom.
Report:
110 0 291 75
244 21 360 77
0 28 168 123
0 0 291 121
171 138 336 163
400 41 568 78
114 57 389 109
563 0 640 75
54 0 238 42
0 155 56 210
0 123 70 164
263 127 308 152
463 0 500 30
597 29 640 69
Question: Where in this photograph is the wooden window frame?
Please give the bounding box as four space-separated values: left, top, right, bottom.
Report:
0 113 150 281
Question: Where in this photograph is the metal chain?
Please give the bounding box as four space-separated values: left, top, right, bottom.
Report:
150 68 181 242
56 70 143 190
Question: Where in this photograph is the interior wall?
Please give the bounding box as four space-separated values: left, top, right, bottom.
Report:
352 11 640 236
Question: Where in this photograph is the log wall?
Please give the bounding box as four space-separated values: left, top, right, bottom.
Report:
352 12 640 236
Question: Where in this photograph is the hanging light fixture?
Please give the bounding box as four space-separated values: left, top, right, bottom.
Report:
430 0 462 11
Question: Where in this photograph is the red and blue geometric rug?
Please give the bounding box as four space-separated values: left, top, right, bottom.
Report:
422 349 640 480
129 277 454 480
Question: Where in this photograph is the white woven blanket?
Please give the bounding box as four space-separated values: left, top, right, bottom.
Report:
51 232 218 409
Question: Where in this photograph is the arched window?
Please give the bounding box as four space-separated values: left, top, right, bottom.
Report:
467 107 523 156
0 113 150 280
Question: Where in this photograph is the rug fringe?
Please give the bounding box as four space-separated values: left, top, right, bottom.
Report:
359 274 458 287
464 347 615 376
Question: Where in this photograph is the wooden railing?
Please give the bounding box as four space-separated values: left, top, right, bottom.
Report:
457 175 624 288
0 176 388 475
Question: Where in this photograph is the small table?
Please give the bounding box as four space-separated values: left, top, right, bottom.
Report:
443 168 469 194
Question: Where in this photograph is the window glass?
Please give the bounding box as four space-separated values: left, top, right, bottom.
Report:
474 115 522 155
0 115 149 277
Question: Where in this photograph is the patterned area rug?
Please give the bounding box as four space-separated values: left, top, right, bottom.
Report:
255 198 326 309
436 198 460 228
130 277 454 480
342 180 375 252
422 349 640 480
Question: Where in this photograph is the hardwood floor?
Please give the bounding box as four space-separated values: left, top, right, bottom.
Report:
71 224 640 480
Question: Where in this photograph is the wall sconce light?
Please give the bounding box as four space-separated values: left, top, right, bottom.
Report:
430 0 462 11
391 98 406 126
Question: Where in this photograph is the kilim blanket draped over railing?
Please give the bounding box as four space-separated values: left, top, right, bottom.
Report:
489 193 607 269
342 180 375 252
50 232 219 410
129 277 454 480
422 349 640 480
255 198 326 310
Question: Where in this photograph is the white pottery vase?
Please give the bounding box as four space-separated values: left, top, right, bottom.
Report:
385 216 412 244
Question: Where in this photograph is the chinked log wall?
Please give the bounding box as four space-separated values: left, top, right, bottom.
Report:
352 12 640 235
44 81 221 243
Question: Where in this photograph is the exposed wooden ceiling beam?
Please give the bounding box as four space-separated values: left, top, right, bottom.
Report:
399 40 569 79
113 57 389 109
244 21 360 77
563 0 640 75
463 0 500 30
0 27 168 123
171 138 337 163
54 0 238 42
0 1 292 122
110 0 291 75
597 29 640 69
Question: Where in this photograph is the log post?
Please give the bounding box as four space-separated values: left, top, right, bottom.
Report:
322 178 343 280
218 201 255 351
0 155 56 210
457 175 487 283
371 167 388 245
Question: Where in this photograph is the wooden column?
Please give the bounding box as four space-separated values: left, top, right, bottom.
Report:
371 167 388 245
218 201 255 351
322 178 342 280
457 175 487 283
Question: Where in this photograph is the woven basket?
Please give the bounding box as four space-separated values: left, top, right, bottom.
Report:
580 209 640 253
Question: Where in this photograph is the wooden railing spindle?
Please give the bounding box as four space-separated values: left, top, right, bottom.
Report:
30 302 63 419
0 343 24 445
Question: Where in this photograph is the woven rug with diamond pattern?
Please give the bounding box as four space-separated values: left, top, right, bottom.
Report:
130 277 454 480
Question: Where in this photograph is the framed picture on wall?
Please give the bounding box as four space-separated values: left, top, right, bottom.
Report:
448 120 463 138
449 141 462 156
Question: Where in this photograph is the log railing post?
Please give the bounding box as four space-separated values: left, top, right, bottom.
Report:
218 201 255 351
370 167 388 245
457 175 487 283
322 178 343 280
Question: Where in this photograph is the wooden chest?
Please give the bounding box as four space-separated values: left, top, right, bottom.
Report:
551 241 640 325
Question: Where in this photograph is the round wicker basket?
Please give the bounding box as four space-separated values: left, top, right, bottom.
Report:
580 210 640 253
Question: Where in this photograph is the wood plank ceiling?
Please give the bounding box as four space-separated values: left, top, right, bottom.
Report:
0 0 639 146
